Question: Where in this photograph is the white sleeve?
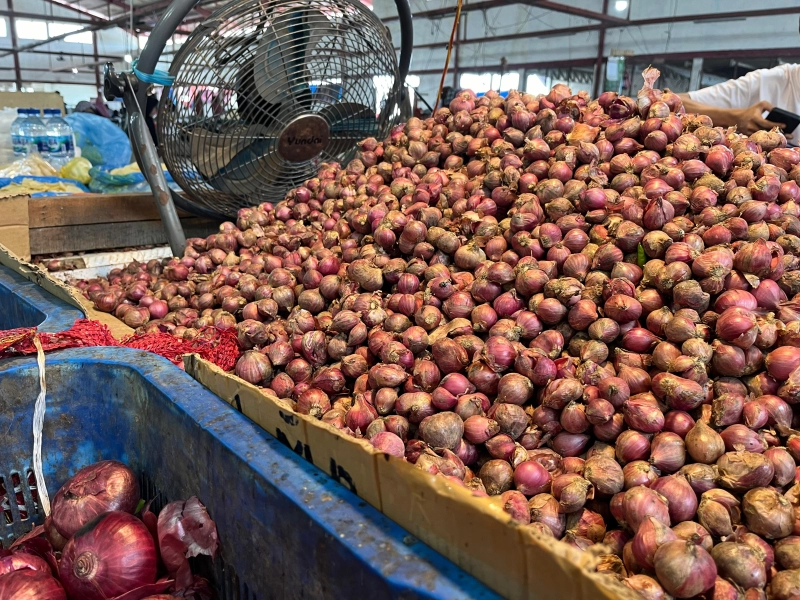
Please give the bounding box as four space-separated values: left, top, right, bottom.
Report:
688 69 765 109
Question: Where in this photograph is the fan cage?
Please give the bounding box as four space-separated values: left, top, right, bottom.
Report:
158 0 401 217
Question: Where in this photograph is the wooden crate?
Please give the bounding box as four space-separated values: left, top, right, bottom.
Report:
0 193 220 259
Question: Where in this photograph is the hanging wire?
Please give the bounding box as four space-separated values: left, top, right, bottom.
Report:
433 0 463 111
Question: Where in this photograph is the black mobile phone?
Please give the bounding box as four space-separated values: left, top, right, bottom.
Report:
766 107 800 132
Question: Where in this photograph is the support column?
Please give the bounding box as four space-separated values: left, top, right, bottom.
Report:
453 10 463 89
591 0 609 98
7 0 22 90
689 57 704 91
93 29 101 89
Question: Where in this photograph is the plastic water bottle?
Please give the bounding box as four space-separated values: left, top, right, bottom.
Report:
18 109 38 155
26 109 48 157
44 109 74 168
10 108 28 157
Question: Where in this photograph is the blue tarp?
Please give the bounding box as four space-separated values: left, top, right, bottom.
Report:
88 166 179 194
65 112 132 169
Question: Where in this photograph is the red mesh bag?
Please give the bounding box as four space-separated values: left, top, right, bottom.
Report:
122 327 240 371
0 327 36 353
0 319 239 371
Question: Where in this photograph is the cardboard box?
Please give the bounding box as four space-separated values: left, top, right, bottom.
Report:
0 91 66 114
184 355 638 600
0 245 638 599
0 195 30 259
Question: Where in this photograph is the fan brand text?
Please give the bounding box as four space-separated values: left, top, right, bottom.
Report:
278 116 330 162
287 135 323 146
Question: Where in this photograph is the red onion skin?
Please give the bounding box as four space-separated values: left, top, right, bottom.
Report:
58 511 157 600
623 574 666 600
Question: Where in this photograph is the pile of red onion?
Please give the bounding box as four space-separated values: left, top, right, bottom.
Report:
71 67 800 598
0 460 218 600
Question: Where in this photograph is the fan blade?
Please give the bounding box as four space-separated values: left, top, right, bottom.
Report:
208 137 288 196
253 7 333 106
190 123 268 179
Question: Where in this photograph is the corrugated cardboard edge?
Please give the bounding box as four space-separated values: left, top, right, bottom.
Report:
0 195 31 260
184 353 383 511
185 354 639 600
0 242 133 340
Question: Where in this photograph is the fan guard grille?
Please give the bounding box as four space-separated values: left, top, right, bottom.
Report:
158 0 401 217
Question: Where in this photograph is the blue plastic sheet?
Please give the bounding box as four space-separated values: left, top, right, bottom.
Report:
88 166 179 194
64 112 132 169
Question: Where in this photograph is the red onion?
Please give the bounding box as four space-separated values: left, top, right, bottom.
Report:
650 432 686 474
50 460 139 540
671 521 713 552
717 451 774 492
419 412 464 450
623 461 659 489
679 463 717 495
775 536 800 570
0 553 50 577
371 431 406 458
0 570 66 600
479 459 514 495
766 447 796 486
513 461 552 496
663 411 695 438
623 574 666 600
501 490 531 524
653 540 717 598
770 570 800 600
632 516 678 569
583 455 624 496
623 486 670 533
58 511 157 600
528 493 566 538
742 487 794 539
651 474 697 523
685 420 725 464
616 429 651 464
711 541 767 590
719 424 767 453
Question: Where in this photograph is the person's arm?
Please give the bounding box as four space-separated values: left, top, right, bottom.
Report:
677 95 783 134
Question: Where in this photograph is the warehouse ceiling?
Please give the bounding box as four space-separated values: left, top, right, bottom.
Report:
38 0 225 35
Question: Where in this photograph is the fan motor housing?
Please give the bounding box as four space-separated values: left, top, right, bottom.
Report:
277 115 330 162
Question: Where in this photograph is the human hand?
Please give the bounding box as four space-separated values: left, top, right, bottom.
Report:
734 100 785 135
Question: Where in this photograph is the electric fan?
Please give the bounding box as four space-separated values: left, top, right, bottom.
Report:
105 0 412 255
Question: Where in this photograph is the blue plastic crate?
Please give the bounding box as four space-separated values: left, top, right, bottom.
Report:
0 347 497 600
0 264 82 333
